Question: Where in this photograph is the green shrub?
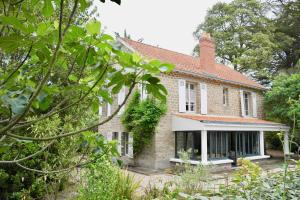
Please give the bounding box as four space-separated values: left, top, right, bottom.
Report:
265 131 283 150
142 182 179 200
175 151 210 195
264 73 300 151
220 159 300 199
0 109 98 199
77 157 139 200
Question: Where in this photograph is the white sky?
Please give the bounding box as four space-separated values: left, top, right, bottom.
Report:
94 0 231 55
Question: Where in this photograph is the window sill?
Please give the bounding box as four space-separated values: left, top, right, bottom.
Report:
242 155 270 161
170 158 233 165
209 159 233 165
121 154 133 159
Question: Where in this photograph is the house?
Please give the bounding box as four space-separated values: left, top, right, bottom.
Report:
99 33 290 170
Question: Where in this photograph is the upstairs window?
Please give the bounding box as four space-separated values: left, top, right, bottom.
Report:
185 83 196 112
243 92 250 116
223 88 229 106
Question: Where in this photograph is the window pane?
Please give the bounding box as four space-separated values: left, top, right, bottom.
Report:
186 132 193 155
125 133 129 155
176 132 185 157
208 131 229 159
185 83 196 112
193 133 201 160
112 132 118 140
121 133 125 156
121 132 129 156
244 93 249 115
223 88 228 105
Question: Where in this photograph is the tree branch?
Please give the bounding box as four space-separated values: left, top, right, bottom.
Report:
11 64 109 130
0 135 6 142
58 0 64 41
78 47 91 82
7 81 137 141
10 0 24 6
0 141 55 164
15 144 109 173
0 0 79 135
62 0 78 37
0 45 33 86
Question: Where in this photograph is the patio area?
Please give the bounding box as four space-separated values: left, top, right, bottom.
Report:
127 158 288 195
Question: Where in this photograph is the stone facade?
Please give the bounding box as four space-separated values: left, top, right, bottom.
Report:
98 70 265 169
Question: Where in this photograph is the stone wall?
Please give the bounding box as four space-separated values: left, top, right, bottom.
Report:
98 71 265 169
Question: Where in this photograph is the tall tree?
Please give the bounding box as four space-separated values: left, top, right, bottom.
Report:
271 0 300 74
194 0 300 85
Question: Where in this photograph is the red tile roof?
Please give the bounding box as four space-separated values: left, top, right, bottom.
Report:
176 114 282 125
121 38 265 90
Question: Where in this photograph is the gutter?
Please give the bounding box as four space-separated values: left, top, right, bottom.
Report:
173 69 267 91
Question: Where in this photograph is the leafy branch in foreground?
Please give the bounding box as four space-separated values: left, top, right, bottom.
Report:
0 0 174 163
0 0 174 198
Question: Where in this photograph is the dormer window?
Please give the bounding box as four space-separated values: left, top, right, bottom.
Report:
185 83 196 112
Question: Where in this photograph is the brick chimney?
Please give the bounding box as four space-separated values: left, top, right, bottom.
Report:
199 32 215 70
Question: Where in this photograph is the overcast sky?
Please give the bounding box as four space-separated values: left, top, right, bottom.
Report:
94 0 231 55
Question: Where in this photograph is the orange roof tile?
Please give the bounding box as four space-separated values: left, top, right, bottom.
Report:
122 38 265 90
176 114 282 125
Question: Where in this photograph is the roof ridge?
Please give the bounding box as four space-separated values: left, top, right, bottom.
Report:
122 37 198 60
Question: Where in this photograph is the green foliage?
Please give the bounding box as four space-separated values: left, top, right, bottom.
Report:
0 0 173 199
121 91 166 155
142 182 179 200
232 159 262 190
265 73 300 127
77 156 139 200
194 0 300 84
264 73 300 150
142 151 210 199
175 151 210 195
220 159 300 199
0 0 172 140
0 107 101 199
265 131 283 150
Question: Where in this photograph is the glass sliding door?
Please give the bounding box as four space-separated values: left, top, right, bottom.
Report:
236 131 260 157
175 131 201 160
208 131 229 160
175 131 260 162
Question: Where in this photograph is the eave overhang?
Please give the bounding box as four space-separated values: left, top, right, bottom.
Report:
172 115 289 132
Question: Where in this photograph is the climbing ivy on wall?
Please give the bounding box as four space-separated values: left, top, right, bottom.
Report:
121 91 166 155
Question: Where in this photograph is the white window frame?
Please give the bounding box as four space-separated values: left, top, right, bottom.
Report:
178 79 186 113
200 83 207 114
185 82 196 112
121 132 129 156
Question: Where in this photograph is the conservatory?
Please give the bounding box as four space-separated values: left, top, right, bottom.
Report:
171 114 290 166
